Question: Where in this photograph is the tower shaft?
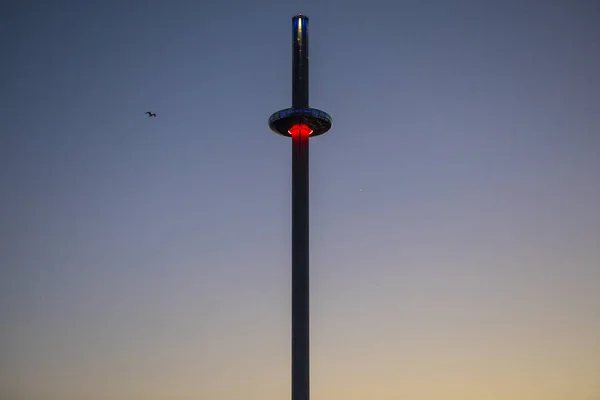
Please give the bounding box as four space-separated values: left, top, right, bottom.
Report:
291 14 310 400
291 130 309 400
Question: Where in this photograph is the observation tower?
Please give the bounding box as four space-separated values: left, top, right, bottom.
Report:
268 14 332 400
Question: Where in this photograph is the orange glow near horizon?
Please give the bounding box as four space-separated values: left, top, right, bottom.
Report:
288 124 313 138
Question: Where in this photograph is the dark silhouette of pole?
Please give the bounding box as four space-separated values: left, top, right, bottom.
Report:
268 14 332 400
291 15 310 400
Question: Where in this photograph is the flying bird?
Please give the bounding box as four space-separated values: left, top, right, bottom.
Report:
145 111 156 117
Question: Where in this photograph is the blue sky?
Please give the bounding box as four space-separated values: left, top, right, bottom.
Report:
1 1 599 399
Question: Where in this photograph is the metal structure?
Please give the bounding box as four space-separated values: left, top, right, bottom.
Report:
269 14 332 400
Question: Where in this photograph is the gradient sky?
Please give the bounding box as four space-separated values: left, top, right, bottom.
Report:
1 1 599 399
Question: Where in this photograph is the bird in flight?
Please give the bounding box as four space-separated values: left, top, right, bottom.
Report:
145 111 157 117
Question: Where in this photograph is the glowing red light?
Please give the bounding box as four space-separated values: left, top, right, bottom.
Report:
288 124 313 138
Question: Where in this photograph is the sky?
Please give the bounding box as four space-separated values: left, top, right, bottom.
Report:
1 1 599 399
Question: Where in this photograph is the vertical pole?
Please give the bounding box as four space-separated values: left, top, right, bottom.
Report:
292 16 309 110
291 14 310 400
291 130 309 400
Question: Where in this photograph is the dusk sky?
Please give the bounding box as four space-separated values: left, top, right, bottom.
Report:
1 1 599 399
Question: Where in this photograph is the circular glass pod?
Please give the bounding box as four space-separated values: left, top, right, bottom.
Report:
269 108 333 138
